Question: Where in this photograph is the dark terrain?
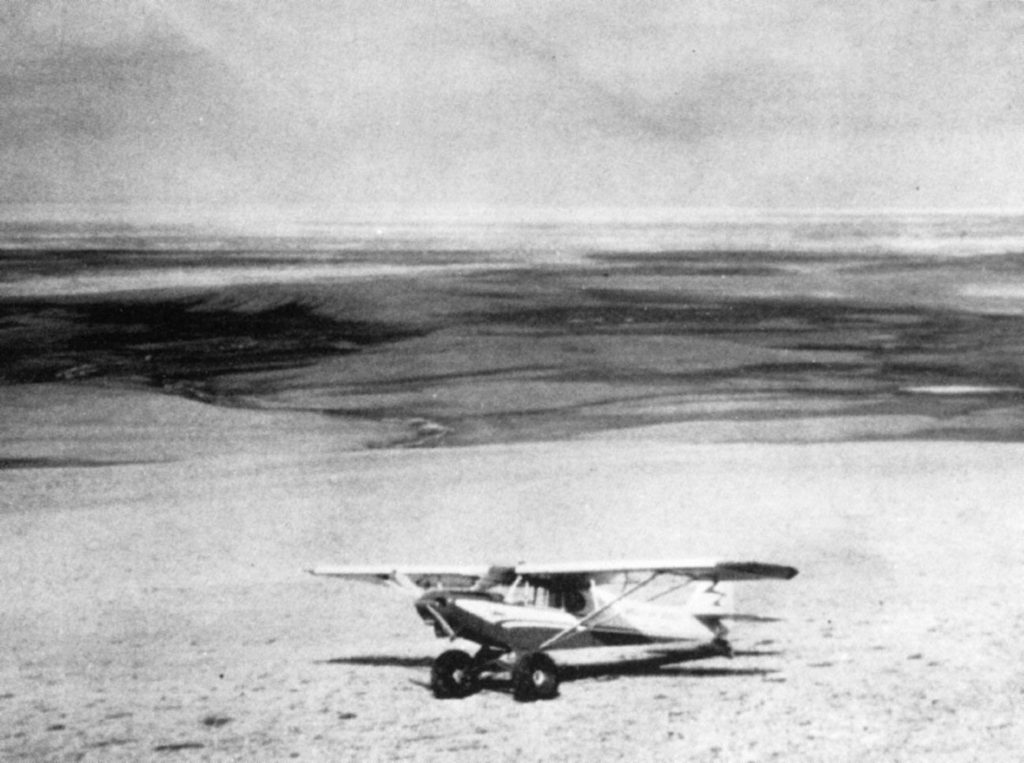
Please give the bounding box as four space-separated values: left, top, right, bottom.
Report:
4 244 1024 444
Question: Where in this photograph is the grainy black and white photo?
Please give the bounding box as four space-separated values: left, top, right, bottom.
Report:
2 1 1023 760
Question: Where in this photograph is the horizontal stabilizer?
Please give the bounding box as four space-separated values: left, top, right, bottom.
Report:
721 614 784 622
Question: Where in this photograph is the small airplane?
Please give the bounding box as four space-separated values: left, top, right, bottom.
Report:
309 559 797 702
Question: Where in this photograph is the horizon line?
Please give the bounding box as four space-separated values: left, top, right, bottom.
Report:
2 201 1024 226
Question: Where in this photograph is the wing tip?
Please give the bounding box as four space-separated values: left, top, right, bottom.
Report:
721 562 799 580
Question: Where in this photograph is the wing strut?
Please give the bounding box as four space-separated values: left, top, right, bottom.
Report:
536 572 660 651
421 602 458 640
644 575 706 603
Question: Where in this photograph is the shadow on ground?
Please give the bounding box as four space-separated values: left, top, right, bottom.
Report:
320 652 781 699
320 655 434 669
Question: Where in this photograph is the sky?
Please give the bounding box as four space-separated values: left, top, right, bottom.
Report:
2 0 1024 217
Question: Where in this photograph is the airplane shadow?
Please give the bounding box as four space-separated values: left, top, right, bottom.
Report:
319 655 434 669
561 663 779 681
732 649 784 658
320 653 781 697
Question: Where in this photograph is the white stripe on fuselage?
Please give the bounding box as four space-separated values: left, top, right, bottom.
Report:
456 599 576 629
456 589 716 642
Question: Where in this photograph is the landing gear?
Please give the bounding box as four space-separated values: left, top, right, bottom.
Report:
430 649 479 699
712 637 733 658
511 651 560 702
430 647 560 701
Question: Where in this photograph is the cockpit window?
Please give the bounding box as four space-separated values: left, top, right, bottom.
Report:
504 578 591 613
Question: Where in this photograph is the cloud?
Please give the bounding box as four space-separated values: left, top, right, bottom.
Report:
2 0 1024 211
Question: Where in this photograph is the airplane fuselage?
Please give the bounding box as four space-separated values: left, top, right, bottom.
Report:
414 587 722 654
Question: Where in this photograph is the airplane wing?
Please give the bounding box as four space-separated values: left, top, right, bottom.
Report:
514 559 798 583
308 564 516 595
309 559 796 596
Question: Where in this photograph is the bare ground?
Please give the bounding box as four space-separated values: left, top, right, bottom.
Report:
4 244 1024 759
2 383 1022 761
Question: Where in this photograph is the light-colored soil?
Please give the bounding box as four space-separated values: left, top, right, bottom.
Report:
2 383 1022 761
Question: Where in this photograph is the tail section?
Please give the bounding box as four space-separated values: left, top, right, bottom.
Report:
688 580 783 624
686 580 735 618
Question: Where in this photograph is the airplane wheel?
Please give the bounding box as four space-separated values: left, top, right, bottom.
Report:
430 649 479 699
512 652 559 702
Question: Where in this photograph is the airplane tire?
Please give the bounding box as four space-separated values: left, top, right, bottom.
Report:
430 649 479 699
512 652 560 702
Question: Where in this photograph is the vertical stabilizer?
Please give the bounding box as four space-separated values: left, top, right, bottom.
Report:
686 580 735 618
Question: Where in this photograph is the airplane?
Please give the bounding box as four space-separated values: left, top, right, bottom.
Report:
309 558 797 701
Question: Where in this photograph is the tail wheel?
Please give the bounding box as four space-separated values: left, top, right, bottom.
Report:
430 649 479 699
512 652 560 702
